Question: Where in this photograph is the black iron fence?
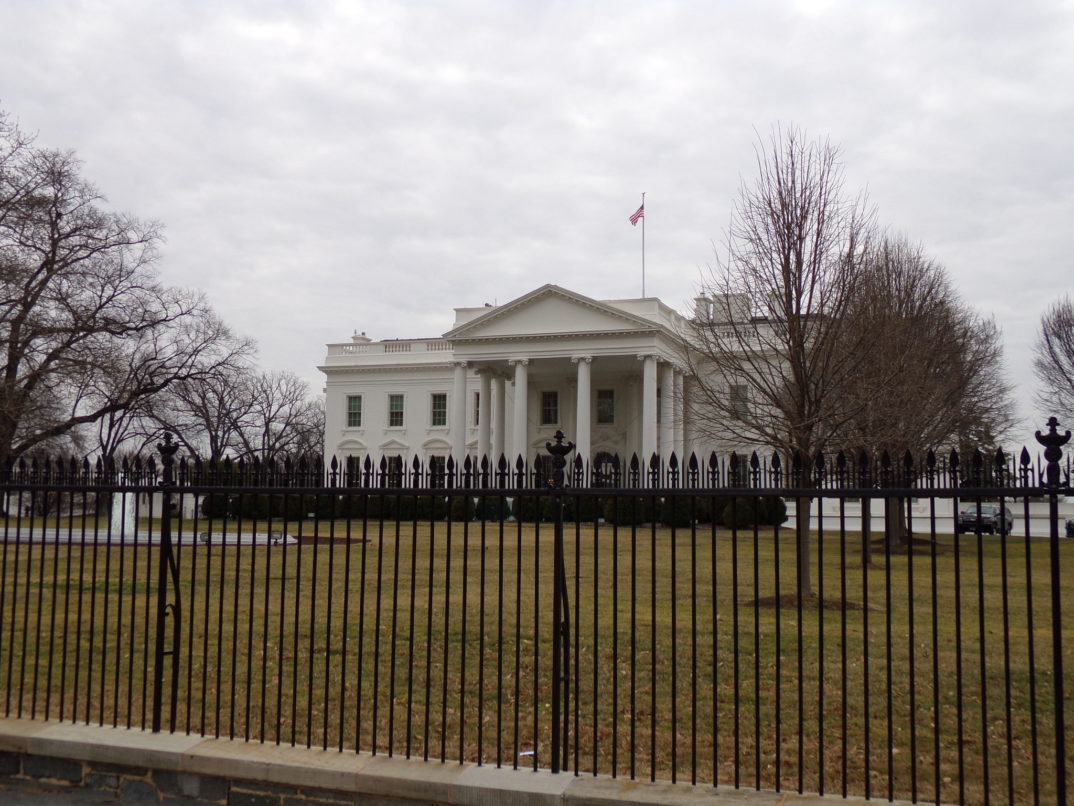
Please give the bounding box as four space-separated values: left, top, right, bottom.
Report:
0 422 1071 805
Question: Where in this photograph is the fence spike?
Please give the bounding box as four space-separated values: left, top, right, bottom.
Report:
857 450 869 488
811 451 824 487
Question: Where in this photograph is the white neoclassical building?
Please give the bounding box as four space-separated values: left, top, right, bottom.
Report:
319 284 706 474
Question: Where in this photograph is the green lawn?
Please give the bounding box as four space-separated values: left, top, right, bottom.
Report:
1 508 1071 805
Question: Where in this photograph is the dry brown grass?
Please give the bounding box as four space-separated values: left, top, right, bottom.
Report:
1 509 1071 805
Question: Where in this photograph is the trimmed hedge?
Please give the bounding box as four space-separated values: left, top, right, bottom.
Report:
719 496 788 528
601 495 656 526
657 495 715 527
473 495 512 521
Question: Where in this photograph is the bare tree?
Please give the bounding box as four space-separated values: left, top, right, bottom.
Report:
687 125 874 597
233 370 324 462
145 366 322 463
0 109 249 463
1034 296 1074 423
142 360 257 461
838 235 1014 552
840 236 1014 452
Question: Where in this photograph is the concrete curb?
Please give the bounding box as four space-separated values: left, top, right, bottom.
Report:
0 718 926 805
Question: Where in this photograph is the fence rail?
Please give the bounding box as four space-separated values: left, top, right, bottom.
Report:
0 423 1071 805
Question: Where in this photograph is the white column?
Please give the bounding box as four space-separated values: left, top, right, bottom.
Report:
659 361 674 460
477 369 492 463
673 368 685 460
492 373 506 463
452 361 467 463
510 358 529 464
572 355 592 467
682 374 696 461
565 378 577 441
639 354 657 464
110 492 136 538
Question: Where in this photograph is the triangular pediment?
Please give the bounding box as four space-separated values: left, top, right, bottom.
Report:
444 285 659 342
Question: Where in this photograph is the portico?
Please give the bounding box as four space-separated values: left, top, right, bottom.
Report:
442 285 690 466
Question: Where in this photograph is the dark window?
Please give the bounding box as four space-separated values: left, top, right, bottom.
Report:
429 455 446 488
593 451 618 487
385 455 403 487
730 384 749 420
596 389 614 424
541 390 559 425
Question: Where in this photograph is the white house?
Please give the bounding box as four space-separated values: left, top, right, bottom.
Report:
319 284 709 474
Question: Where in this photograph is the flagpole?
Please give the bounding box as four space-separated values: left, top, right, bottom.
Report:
640 191 646 297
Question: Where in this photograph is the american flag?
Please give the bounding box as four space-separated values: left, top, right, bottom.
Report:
629 204 644 226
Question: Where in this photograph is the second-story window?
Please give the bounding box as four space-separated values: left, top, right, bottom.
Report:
430 393 447 426
596 389 614 424
541 390 559 425
389 394 405 427
730 384 750 420
346 395 362 428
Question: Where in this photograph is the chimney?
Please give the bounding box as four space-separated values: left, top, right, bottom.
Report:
693 295 711 321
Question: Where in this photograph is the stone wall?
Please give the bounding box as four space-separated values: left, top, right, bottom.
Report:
0 717 912 806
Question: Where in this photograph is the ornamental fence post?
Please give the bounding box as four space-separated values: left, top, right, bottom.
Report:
546 430 574 773
1035 416 1070 804
151 433 182 733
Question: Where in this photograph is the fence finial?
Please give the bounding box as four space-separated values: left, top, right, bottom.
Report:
1035 416 1070 488
156 432 180 486
545 430 575 489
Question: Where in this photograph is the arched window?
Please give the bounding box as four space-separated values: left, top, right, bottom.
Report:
593 451 619 488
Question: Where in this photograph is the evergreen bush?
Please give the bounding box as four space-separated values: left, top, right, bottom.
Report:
719 496 788 528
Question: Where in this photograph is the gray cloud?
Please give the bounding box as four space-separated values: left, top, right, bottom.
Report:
2 0 1070 446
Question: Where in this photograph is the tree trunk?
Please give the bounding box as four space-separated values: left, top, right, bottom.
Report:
886 496 909 551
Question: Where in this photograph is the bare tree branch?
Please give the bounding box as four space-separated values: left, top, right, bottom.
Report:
0 108 253 462
1034 296 1074 424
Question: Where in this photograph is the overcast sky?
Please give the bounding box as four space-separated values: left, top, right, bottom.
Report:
1 0 1071 448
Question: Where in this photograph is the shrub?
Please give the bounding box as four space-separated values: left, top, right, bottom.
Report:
601 495 656 526
474 495 511 521
201 493 230 519
719 496 788 529
563 494 602 523
652 496 713 526
514 494 557 523
414 494 449 520
449 494 475 522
